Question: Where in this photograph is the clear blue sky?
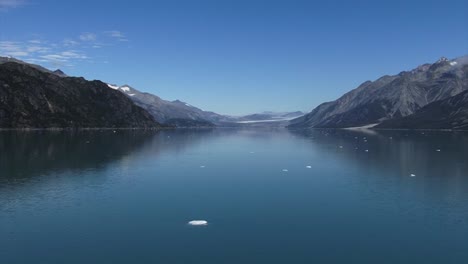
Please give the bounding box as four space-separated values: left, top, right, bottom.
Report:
1 0 467 115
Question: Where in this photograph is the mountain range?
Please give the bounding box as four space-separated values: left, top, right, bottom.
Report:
289 56 468 130
106 83 221 126
106 83 303 126
0 56 302 129
1 55 466 130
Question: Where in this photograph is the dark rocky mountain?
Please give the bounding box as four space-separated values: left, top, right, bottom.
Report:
376 90 468 130
107 84 220 126
52 69 67 77
289 56 468 128
0 62 160 129
0 56 66 77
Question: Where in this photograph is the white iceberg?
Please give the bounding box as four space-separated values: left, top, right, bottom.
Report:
188 220 208 226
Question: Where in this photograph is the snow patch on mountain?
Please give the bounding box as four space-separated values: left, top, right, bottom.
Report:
107 84 119 90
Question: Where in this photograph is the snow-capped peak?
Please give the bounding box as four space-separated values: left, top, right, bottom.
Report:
437 57 448 63
450 61 458 66
120 86 130 92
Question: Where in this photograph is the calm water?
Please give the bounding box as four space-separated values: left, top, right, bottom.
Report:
1 128 467 264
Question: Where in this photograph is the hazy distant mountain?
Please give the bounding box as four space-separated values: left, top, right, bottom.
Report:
0 61 160 129
289 56 468 128
376 90 468 130
226 111 305 123
108 84 304 126
107 84 221 126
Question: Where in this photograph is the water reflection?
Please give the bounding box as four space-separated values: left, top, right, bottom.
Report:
0 128 467 264
0 130 153 180
290 128 468 226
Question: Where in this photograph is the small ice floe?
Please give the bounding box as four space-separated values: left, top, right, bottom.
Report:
282 169 288 172
410 174 416 177
436 149 441 152
389 137 393 140
339 146 343 149
200 165 205 168
306 166 312 169
188 220 208 226
364 140 368 142
86 141 90 144
364 149 369 152
113 130 117 133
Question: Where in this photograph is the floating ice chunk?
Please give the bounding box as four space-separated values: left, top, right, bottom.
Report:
436 149 441 152
200 165 205 168
306 166 312 169
339 146 343 149
188 220 208 226
410 174 416 177
282 169 288 172
364 149 369 152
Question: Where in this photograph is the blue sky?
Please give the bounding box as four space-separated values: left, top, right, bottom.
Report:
1 0 467 115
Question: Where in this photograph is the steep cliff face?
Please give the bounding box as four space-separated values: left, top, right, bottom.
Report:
0 62 160 129
289 56 468 128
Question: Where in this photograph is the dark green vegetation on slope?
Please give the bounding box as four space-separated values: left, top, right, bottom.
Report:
377 90 468 130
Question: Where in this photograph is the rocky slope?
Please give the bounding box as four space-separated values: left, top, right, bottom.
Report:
0 62 160 129
376 90 468 130
107 84 220 126
289 56 468 128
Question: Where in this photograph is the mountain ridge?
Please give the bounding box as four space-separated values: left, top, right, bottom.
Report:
0 61 161 129
289 56 468 129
